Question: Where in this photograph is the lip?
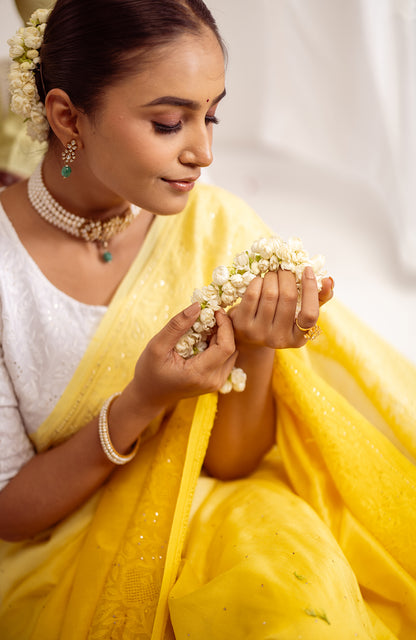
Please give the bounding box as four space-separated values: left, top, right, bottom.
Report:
161 176 199 192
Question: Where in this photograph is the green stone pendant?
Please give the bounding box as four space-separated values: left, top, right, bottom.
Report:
99 240 112 263
61 165 72 179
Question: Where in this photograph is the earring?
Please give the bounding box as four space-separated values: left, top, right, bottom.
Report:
61 139 78 178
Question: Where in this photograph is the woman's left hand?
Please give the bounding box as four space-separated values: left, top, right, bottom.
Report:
228 267 333 351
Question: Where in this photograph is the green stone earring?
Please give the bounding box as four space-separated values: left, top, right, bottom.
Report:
61 139 78 178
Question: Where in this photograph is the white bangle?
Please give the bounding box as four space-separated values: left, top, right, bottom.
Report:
98 392 140 465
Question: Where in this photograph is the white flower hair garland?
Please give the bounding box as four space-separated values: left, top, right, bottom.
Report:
175 235 327 394
8 8 51 142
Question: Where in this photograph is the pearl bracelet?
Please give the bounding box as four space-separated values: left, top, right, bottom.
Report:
98 392 140 465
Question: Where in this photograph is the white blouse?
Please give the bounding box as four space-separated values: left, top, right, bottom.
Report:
0 203 107 490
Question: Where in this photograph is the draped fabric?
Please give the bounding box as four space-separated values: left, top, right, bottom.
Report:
208 0 416 274
0 183 415 639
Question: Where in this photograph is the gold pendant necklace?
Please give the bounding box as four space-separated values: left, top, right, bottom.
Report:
28 163 140 262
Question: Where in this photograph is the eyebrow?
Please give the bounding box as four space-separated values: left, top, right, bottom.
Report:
143 88 226 110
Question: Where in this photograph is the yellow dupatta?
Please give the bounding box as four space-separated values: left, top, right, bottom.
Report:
168 302 416 639
1 182 416 639
275 305 416 636
0 184 271 639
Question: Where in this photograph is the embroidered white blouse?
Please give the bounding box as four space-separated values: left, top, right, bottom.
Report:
0 202 107 490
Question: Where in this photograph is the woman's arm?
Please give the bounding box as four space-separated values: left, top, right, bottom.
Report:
204 345 276 480
0 303 237 541
0 386 156 541
204 268 333 480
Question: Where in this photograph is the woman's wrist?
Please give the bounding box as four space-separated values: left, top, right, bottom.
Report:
104 383 163 451
98 393 141 465
234 342 275 370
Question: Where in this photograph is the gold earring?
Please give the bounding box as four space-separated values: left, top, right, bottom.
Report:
61 139 78 178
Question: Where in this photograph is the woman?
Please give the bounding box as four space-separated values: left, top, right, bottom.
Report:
0 1 415 638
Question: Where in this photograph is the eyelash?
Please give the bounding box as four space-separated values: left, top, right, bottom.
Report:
153 115 219 135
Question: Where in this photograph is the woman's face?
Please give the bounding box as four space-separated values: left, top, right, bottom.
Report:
78 28 226 215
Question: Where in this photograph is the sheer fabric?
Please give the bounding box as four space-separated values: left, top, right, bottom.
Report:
0 184 415 639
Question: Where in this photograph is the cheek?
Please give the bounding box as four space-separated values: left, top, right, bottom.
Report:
89 118 179 178
132 135 180 177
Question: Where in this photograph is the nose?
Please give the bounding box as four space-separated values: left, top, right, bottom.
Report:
179 124 213 168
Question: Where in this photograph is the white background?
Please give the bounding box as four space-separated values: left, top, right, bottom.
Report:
2 0 416 364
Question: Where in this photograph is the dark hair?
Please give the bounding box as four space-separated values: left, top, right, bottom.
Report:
36 0 225 115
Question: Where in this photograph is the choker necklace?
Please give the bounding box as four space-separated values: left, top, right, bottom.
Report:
27 163 140 263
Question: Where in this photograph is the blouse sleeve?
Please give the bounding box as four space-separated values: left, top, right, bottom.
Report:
0 340 35 491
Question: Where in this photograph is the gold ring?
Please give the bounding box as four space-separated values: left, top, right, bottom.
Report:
295 318 321 341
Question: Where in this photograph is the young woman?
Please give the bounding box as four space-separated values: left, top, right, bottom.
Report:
0 1 415 638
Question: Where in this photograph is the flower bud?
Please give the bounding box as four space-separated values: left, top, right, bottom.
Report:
212 265 230 286
230 367 247 392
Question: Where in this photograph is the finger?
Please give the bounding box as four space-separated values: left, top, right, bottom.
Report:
218 350 240 384
203 348 239 394
255 271 279 325
232 276 262 322
206 311 223 348
271 269 298 332
158 302 201 351
319 276 334 306
199 308 235 352
295 267 319 336
211 309 236 355
192 310 236 373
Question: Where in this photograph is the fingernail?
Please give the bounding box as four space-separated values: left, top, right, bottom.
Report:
329 276 335 290
304 266 315 279
183 302 201 317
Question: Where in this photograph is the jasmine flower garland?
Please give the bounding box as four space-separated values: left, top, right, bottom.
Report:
8 8 51 142
175 235 327 393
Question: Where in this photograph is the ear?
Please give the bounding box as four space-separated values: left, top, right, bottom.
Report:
45 88 84 149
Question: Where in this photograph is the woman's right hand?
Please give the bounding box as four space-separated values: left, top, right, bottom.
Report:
0 303 237 541
0 304 237 541
128 302 238 417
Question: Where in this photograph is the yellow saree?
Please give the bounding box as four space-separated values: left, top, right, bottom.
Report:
0 184 415 639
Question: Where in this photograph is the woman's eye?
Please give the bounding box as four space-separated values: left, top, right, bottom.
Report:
206 115 219 126
153 121 182 135
152 115 219 135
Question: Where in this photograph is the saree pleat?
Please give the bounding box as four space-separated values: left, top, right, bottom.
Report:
1 184 415 639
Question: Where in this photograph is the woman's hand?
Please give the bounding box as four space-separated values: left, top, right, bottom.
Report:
0 303 239 541
228 267 333 351
128 302 238 417
204 269 333 480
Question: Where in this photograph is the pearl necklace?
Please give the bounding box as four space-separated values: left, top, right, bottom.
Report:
27 163 140 262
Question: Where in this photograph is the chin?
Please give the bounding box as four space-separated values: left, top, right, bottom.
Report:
147 194 191 217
